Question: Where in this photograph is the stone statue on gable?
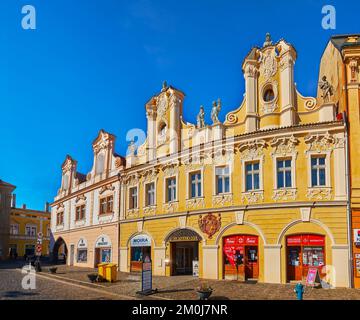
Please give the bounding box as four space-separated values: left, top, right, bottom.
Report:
318 76 334 103
211 98 221 124
197 105 205 129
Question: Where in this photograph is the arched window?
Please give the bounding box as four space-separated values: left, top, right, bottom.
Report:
96 153 105 175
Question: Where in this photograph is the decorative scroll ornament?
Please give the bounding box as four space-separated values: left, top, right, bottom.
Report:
304 97 317 111
186 198 205 210
198 213 221 239
241 191 264 204
93 131 112 154
272 189 297 201
212 194 233 207
142 168 159 183
225 112 238 124
261 53 277 79
161 162 179 177
306 188 332 201
157 94 168 118
271 135 299 156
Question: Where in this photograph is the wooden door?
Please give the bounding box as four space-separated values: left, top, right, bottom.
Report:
245 246 258 279
287 246 301 281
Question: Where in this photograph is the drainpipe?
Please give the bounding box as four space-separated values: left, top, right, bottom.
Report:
344 111 354 288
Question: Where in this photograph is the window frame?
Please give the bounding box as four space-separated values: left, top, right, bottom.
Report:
129 186 138 209
99 195 114 215
306 151 331 188
187 170 203 199
144 182 156 207
165 176 177 203
75 204 86 221
214 165 231 195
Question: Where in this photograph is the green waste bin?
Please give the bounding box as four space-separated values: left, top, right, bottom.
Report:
105 263 117 282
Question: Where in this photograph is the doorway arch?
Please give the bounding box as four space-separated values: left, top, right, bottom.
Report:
52 237 68 264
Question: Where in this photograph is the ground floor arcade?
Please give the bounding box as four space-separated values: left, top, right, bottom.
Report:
119 205 350 288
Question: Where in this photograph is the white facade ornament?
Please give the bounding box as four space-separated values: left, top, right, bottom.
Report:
272 189 297 201
300 207 312 222
157 94 168 118
137 220 144 233
186 198 205 209
304 133 336 153
93 131 112 154
212 194 233 207
179 216 187 229
304 97 317 111
143 206 156 216
241 191 264 204
163 201 179 214
239 140 267 160
306 188 332 200
235 211 245 225
261 52 277 79
161 163 179 177
271 135 299 156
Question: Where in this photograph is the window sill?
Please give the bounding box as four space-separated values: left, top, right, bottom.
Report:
99 211 114 216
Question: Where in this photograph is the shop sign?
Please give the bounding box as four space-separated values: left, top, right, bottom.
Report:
224 235 258 246
77 238 88 249
354 229 360 245
287 235 325 246
192 260 199 277
140 259 153 293
130 235 151 247
306 268 321 286
167 229 202 242
95 235 111 248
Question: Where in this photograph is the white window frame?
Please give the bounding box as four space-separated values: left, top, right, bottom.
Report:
25 224 37 237
128 186 139 209
242 158 264 193
306 151 331 188
272 153 297 190
10 223 19 235
213 165 232 195
187 169 204 199
144 181 156 207
163 175 178 203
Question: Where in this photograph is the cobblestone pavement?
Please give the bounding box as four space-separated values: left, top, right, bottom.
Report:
2 261 360 300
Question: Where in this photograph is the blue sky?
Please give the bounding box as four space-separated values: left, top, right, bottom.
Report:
0 0 359 210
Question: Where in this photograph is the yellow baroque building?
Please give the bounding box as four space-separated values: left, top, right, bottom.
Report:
9 203 51 258
51 34 360 288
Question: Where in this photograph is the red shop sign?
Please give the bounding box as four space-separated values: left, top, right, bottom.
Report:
224 235 258 247
287 235 325 246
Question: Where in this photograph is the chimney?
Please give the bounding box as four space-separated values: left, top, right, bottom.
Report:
11 194 16 208
22 204 26 209
45 202 50 212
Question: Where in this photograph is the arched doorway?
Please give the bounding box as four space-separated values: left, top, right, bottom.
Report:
165 229 202 276
52 237 68 264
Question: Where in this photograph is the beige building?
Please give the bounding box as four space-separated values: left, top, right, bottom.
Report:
0 179 16 259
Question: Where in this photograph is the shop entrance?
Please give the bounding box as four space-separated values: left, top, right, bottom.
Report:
94 235 112 266
223 235 259 281
171 241 198 275
166 228 202 276
286 234 325 282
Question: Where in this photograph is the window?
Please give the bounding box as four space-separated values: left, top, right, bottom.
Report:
25 225 37 237
47 227 51 237
190 172 202 198
277 159 292 188
129 187 138 209
75 205 86 221
77 249 88 263
56 212 64 225
10 224 19 235
311 156 326 187
159 123 167 137
216 167 230 194
263 88 275 102
99 195 114 215
166 177 177 202
245 162 260 191
145 183 155 206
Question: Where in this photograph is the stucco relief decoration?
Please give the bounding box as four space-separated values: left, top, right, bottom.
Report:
212 193 233 206
212 146 234 165
125 173 140 187
183 155 204 172
225 112 238 125
304 133 336 153
115 157 123 169
271 135 299 156
279 54 294 72
143 168 159 183
99 184 115 194
75 194 87 203
259 51 277 79
56 203 64 211
306 188 332 201
244 63 258 78
198 213 221 239
157 93 168 119
239 139 267 160
272 189 297 201
161 163 179 177
186 198 205 210
163 201 178 214
143 206 156 216
93 131 111 154
241 191 264 204
62 158 74 173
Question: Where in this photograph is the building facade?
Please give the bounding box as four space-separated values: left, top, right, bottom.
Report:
51 34 360 288
0 179 16 259
50 132 126 267
9 203 51 258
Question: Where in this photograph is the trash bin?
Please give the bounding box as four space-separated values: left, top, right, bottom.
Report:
105 263 117 282
97 263 108 280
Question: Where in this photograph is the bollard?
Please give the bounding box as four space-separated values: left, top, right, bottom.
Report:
294 283 304 300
